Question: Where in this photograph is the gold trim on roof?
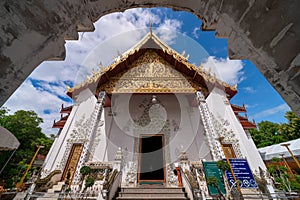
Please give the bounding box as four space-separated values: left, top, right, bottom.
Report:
68 32 237 94
96 50 202 94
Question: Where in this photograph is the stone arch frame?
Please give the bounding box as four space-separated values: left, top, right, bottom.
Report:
0 0 299 116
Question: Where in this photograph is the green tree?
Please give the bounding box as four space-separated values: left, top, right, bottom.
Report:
85 176 95 189
268 158 291 192
207 176 226 199
80 166 91 176
268 157 300 193
249 121 283 148
0 108 53 188
249 111 300 148
217 160 230 173
279 111 300 140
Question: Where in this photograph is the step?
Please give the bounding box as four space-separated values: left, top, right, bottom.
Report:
52 184 63 192
13 193 27 200
47 188 54 193
57 181 65 185
36 193 60 200
119 192 186 198
121 187 184 193
116 187 189 200
116 196 189 200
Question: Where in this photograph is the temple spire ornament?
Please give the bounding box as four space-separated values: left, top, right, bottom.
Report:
149 19 153 35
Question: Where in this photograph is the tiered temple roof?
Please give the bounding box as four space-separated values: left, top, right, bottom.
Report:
231 103 246 113
67 32 237 99
231 104 256 130
52 104 73 129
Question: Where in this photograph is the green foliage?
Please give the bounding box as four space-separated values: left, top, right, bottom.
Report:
65 187 71 193
267 158 300 192
85 176 95 188
290 175 300 192
207 176 219 187
249 111 300 148
217 160 230 173
279 111 300 140
80 166 91 176
271 157 281 163
207 176 226 199
0 108 53 188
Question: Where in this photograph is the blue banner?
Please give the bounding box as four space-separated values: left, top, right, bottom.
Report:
225 159 257 188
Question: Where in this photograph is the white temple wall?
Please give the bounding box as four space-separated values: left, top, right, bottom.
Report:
103 94 210 164
42 129 61 172
42 89 97 176
206 87 266 171
42 104 79 176
104 105 135 162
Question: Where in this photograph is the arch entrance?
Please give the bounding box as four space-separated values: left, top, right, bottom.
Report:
0 0 299 116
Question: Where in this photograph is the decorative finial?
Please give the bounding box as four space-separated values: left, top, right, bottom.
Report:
99 62 104 72
186 54 190 60
207 67 211 75
198 64 204 73
115 147 123 161
91 68 96 76
117 50 122 57
86 75 91 82
181 50 186 56
180 145 184 151
67 86 72 92
150 19 153 35
213 73 216 79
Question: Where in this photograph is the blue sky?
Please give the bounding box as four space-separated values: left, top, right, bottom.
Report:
2 8 290 135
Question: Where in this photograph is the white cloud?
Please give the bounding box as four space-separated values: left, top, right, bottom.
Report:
2 8 183 135
244 104 258 109
242 86 257 94
252 104 290 119
202 56 244 85
192 27 200 38
155 19 182 44
3 79 72 135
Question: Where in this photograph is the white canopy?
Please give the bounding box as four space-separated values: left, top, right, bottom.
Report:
0 126 20 150
258 138 300 161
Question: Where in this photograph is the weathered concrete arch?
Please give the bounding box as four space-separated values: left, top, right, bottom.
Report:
0 0 300 116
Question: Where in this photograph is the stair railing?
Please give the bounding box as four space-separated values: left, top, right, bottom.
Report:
180 168 195 200
105 171 122 200
36 170 62 185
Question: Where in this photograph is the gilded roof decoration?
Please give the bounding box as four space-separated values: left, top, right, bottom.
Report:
97 50 201 94
67 32 237 96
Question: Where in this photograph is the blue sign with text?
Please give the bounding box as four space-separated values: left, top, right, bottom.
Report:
225 159 257 188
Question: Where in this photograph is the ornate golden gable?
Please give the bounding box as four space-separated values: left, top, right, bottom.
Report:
97 50 206 94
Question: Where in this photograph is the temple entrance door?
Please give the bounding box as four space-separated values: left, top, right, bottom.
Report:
138 134 165 184
61 143 84 184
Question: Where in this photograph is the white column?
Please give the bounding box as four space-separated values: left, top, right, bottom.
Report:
196 91 224 160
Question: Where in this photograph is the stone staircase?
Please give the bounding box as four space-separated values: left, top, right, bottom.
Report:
115 186 190 200
47 181 64 193
36 181 64 200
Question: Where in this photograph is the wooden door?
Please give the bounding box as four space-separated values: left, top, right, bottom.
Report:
138 135 165 184
62 143 84 184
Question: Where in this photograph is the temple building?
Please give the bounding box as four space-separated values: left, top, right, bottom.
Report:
38 32 274 199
